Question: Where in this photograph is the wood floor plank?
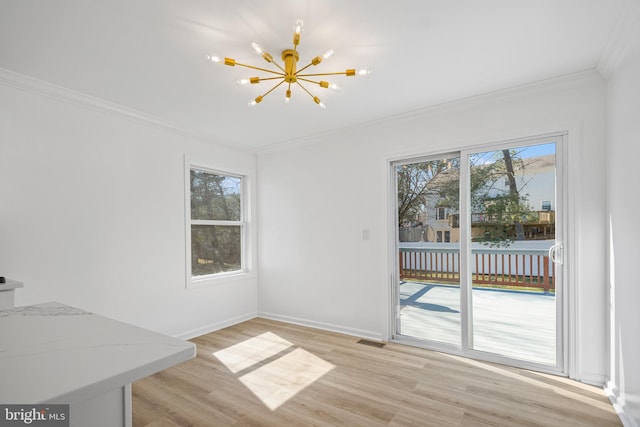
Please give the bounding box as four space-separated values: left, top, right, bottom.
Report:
132 318 621 427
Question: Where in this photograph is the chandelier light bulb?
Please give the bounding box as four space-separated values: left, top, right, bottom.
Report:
236 77 260 86
206 54 222 63
249 95 264 107
357 68 372 76
322 49 335 60
250 42 264 55
293 19 304 46
313 96 326 109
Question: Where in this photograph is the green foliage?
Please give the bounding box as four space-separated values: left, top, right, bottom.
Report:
190 170 241 221
190 170 242 276
469 149 533 244
397 149 537 245
397 159 459 225
191 225 241 276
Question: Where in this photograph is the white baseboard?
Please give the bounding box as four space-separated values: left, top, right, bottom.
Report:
258 311 383 342
577 371 607 387
175 311 258 340
605 380 639 427
174 312 636 427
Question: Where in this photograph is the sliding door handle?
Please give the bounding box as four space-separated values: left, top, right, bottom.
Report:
548 243 563 265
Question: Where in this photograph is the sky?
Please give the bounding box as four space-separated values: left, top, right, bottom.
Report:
473 141 556 165
517 142 556 158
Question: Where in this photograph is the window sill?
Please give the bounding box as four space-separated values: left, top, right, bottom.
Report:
187 270 255 289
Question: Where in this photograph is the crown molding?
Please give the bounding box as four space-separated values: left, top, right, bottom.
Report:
0 67 181 129
257 69 604 155
597 0 640 79
0 67 256 153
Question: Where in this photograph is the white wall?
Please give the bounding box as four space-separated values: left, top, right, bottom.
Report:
0 63 617 399
257 71 608 382
0 80 258 338
606 7 640 425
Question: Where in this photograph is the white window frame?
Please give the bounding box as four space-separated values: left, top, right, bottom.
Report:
389 132 568 377
185 163 249 288
436 207 448 221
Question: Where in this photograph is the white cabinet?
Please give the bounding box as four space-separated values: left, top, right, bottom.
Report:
0 278 23 309
0 302 196 427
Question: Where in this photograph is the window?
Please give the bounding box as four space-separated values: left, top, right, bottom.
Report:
541 200 551 211
436 207 447 221
188 167 246 282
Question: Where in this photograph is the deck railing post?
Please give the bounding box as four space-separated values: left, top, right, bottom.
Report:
543 256 550 293
399 246 551 291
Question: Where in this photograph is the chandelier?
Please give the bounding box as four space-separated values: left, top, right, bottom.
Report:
207 19 371 108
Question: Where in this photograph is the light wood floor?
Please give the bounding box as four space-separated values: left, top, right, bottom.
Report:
132 318 621 426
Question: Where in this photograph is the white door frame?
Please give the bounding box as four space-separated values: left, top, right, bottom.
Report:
388 132 569 376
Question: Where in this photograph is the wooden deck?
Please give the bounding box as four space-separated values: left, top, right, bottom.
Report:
399 282 556 365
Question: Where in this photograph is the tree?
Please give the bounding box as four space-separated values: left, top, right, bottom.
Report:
190 171 240 221
190 170 242 275
469 149 535 243
397 149 536 245
397 159 459 226
502 149 525 240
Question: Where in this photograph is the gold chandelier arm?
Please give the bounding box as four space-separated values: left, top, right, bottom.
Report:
297 50 334 74
295 80 316 100
256 76 285 82
272 62 287 74
233 62 285 76
297 70 354 77
297 77 327 87
296 80 326 108
266 59 287 74
296 61 315 74
260 79 287 99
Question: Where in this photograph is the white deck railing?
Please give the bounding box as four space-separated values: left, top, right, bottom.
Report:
399 243 555 292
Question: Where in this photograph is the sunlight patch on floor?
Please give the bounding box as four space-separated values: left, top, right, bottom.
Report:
239 347 334 410
214 332 335 410
213 332 293 373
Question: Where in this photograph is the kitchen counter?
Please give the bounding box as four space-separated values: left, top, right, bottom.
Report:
0 278 23 309
0 302 196 426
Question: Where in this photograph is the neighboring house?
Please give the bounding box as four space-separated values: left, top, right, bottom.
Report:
403 154 556 243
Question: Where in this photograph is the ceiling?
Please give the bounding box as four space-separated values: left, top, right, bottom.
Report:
0 0 626 150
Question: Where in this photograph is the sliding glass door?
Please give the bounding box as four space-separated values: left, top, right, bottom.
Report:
393 135 565 372
395 153 461 347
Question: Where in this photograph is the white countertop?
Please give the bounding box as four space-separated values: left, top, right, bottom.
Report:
0 278 23 292
0 302 196 404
